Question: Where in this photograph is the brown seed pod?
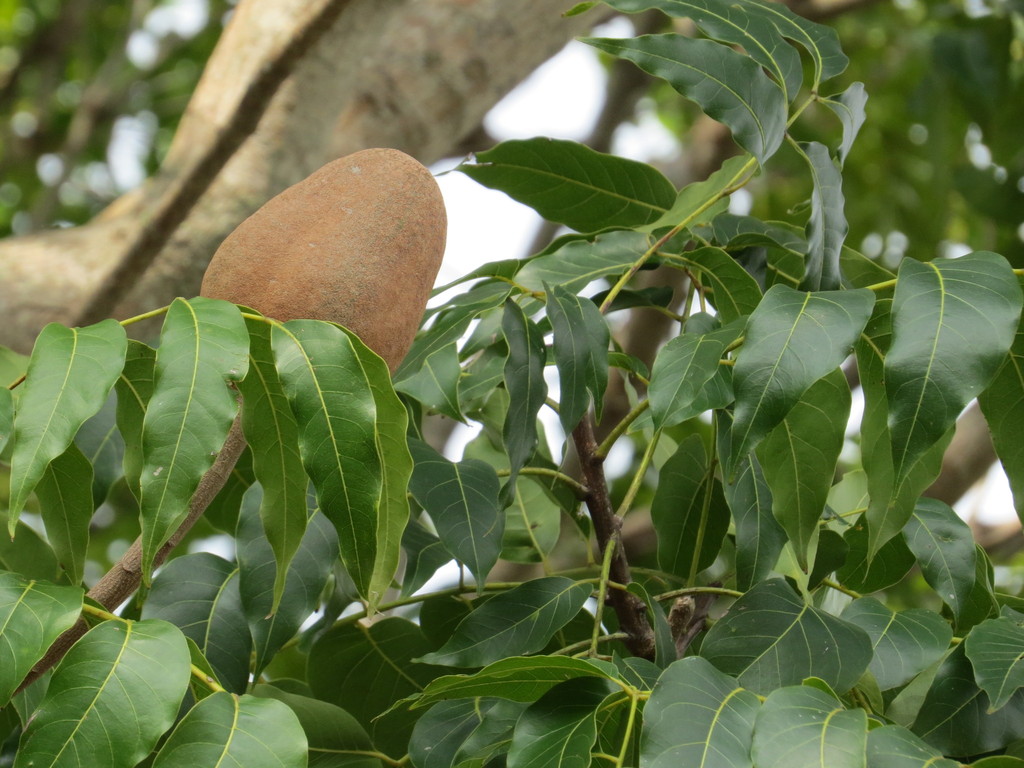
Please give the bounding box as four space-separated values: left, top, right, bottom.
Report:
201 148 447 372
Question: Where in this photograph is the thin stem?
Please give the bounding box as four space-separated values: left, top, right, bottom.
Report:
119 304 170 327
590 540 618 658
556 633 629 657
495 466 589 498
595 399 650 459
864 278 897 292
81 602 120 623
614 692 641 768
191 664 226 694
820 577 861 599
7 373 25 390
615 430 660 518
655 585 743 602
329 581 523 630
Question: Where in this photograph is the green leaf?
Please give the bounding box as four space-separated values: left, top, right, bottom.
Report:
756 368 849 571
395 341 464 422
419 578 594 668
343 327 414 612
252 684 380 768
640 154 755 233
586 34 785 164
516 230 651 293
272 319 382 602
409 698 526 768
911 644 1024 756
885 251 1022 486
841 597 952 691
8 319 126 533
35 443 94 584
15 619 190 768
701 578 872 694
408 439 503 589
400 518 453 598
74 393 124 507
979 278 1024 524
412 656 617 708
114 339 156 499
822 82 868 166
866 725 959 768
238 314 308 613
0 386 11 455
0 522 60 581
142 552 251 693
139 298 248 578
501 301 547 499
751 685 867 768
648 322 742 429
0 571 83 704
456 138 675 232
651 434 730 581
237 486 339 677
835 515 916 593
798 142 847 291
720 443 786 591
502 477 561 563
664 246 763 323
308 617 442 756
507 677 617 768
641 656 760 768
728 284 874 472
152 691 307 767
546 283 610 432
902 498 976 626
965 607 1024 712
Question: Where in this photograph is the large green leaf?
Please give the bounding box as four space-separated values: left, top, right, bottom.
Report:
114 339 156 499
409 698 526 768
641 656 760 768
501 301 547 499
408 439 503 589
751 686 867 768
822 82 868 166
237 486 338 676
650 434 730 582
142 552 251 693
456 138 675 232
516 230 651 293
74 392 124 507
586 34 785 164
0 571 83 704
664 246 763 323
600 0 847 94
419 578 594 668
885 252 1022 486
238 314 308 613
152 691 306 767
139 298 248 578
841 597 952 691
412 656 617 709
252 684 380 768
866 725 959 768
34 443 93 584
15 619 190 768
856 299 952 557
394 341 464 422
308 617 442 756
546 283 610 432
272 319 381 601
979 277 1024 523
964 607 1024 712
701 578 872 694
502 477 561 563
911 644 1024 756
8 319 126 533
506 677 618 768
902 498 976 626
648 322 742 429
728 284 874 473
798 142 847 291
640 154 755 233
756 368 848 571
400 518 453 598
835 514 916 593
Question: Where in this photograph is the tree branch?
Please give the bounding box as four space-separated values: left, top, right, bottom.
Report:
572 415 656 660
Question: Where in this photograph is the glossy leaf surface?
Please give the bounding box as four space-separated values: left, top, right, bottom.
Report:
501 300 547 497
866 725 958 768
516 230 650 293
964 607 1024 711
34 443 93 584
114 339 156 498
902 498 976 626
8 319 126 532
798 141 846 291
751 685 866 768
547 283 609 432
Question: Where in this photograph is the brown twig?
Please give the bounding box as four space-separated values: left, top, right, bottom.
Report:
18 416 247 692
73 0 357 326
572 415 656 660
